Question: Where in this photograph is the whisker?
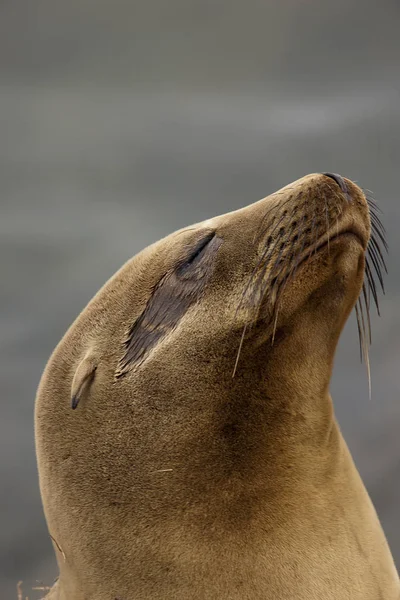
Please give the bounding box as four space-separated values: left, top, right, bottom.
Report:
253 191 296 245
361 282 372 344
369 235 388 273
367 246 385 293
365 193 383 214
232 324 248 378
238 208 290 312
269 213 309 342
365 260 381 316
357 296 372 398
369 211 387 236
370 223 389 253
288 214 307 282
234 194 298 370
355 301 364 362
324 194 331 255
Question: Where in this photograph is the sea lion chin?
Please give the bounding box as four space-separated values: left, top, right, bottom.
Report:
35 173 399 600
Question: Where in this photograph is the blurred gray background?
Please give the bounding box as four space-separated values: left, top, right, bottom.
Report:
1 0 399 597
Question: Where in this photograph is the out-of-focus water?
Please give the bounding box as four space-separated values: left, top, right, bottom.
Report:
1 1 399 597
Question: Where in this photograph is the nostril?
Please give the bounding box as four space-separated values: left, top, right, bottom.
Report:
322 172 349 197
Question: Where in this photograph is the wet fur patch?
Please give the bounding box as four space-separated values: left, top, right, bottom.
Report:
116 234 223 377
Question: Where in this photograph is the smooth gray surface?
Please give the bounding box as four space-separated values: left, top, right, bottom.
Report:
1 1 399 597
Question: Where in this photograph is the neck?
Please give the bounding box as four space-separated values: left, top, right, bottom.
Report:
219 325 341 488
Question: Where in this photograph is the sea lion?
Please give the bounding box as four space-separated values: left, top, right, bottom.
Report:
35 172 399 600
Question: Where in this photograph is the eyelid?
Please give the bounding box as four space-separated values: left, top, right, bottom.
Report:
176 231 220 278
186 232 216 265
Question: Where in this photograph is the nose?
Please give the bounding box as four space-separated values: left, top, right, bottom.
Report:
322 172 349 197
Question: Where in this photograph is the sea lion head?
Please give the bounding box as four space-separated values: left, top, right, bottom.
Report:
35 172 386 599
112 171 377 389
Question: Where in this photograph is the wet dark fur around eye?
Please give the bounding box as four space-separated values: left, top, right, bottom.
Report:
182 232 217 268
116 234 223 377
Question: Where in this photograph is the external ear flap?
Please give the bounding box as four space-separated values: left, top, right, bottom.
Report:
71 352 97 410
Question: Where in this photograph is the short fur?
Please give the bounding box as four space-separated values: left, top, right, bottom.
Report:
35 174 399 599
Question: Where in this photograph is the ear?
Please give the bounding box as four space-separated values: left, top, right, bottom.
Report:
71 352 97 410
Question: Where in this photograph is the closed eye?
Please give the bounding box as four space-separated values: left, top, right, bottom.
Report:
175 231 222 280
187 232 216 263
116 230 223 377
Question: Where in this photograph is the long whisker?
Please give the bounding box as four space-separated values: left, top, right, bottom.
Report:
366 258 381 309
355 301 364 362
369 213 387 240
367 246 385 294
369 235 388 273
361 282 372 344
365 192 383 214
370 217 389 251
232 324 248 378
358 296 372 398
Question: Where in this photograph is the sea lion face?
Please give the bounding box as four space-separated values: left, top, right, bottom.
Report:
114 172 372 387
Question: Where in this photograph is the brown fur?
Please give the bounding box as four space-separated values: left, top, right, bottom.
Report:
35 174 399 599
